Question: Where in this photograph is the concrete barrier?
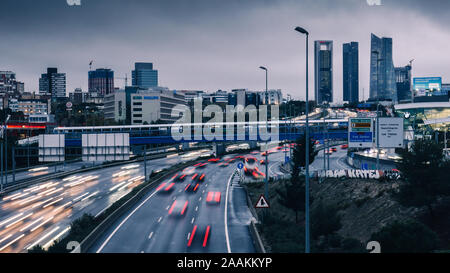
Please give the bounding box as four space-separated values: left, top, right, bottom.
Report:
249 219 266 253
242 182 266 253
76 161 200 253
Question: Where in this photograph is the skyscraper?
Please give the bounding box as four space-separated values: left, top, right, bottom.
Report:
39 68 66 99
343 42 359 104
314 41 333 104
369 34 397 102
88 68 114 96
395 64 412 103
132 62 158 88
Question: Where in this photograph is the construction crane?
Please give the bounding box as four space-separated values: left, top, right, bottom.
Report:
115 74 128 88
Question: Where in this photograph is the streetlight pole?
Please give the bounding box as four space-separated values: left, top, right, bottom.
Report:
259 66 269 202
372 50 382 170
295 26 310 253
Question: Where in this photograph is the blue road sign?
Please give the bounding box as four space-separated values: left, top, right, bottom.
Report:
349 132 372 143
237 162 244 170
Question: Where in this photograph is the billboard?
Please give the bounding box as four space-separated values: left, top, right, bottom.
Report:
413 77 443 97
348 118 373 148
38 134 65 162
82 133 130 162
378 117 404 148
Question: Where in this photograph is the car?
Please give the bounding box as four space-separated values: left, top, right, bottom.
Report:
331 147 337 152
191 173 205 182
168 199 189 216
234 155 245 161
193 162 208 169
187 225 211 248
185 181 200 192
260 159 268 165
208 158 221 163
325 150 333 155
341 144 349 149
244 156 258 175
156 182 176 193
251 167 265 179
206 191 221 204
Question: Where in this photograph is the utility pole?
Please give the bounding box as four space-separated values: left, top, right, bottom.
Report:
259 66 269 203
295 26 310 253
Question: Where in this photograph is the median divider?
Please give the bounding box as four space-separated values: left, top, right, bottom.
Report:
241 180 266 253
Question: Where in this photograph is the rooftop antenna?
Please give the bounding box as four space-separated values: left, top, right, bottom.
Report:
89 60 93 71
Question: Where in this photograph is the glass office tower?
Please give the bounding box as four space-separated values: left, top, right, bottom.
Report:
132 63 158 88
314 40 333 104
369 34 397 102
343 42 359 104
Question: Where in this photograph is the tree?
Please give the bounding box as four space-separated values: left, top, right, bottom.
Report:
396 139 450 219
370 220 439 253
276 176 306 223
291 135 316 181
311 202 341 239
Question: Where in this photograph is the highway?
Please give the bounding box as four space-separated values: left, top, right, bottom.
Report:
90 146 301 253
0 139 352 253
0 150 210 253
91 154 260 253
2 161 90 186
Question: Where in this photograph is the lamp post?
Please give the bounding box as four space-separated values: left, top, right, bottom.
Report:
259 66 269 202
372 50 383 171
295 26 310 253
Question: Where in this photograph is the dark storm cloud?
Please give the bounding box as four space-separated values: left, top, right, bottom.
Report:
1 0 450 101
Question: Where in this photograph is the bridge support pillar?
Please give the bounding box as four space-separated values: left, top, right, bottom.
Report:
181 142 190 151
248 141 258 149
212 142 225 157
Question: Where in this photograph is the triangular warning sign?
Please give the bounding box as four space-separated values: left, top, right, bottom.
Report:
255 195 270 209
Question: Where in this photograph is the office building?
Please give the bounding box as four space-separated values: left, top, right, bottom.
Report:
395 65 412 103
104 89 127 124
259 89 283 105
69 88 88 104
88 68 114 97
130 88 186 124
0 71 25 96
39 68 66 99
343 42 359 104
314 40 333 104
369 34 397 102
228 89 262 107
132 63 158 88
9 98 51 116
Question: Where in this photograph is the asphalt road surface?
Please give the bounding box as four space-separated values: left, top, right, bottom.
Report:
0 152 206 253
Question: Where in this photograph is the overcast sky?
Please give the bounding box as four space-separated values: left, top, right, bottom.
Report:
1 0 450 101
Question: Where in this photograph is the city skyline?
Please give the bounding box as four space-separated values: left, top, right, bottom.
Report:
2 0 450 101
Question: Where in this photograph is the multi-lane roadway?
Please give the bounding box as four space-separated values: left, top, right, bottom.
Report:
0 151 209 253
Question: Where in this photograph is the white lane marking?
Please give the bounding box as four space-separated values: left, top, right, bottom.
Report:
187 233 191 240
191 217 195 224
157 216 162 223
195 206 198 212
166 205 170 210
224 172 233 253
198 197 202 201
148 232 154 239
96 186 161 253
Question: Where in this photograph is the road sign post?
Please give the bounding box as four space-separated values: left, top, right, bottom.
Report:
348 118 374 148
378 117 404 148
255 194 270 209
